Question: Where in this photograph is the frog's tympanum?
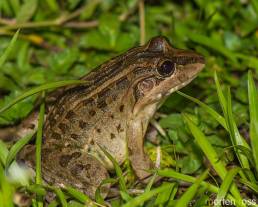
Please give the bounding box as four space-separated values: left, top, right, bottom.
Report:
18 36 205 198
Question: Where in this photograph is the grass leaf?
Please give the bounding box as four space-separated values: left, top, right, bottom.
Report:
52 188 67 207
26 184 47 196
183 113 245 207
183 113 227 178
0 80 86 114
156 169 239 205
5 132 34 168
121 183 174 207
35 93 45 207
175 170 208 207
0 140 9 165
248 71 258 172
215 167 241 207
0 30 19 67
177 91 227 129
35 93 45 185
98 144 128 194
225 87 250 170
215 72 250 170
154 182 176 206
65 186 95 206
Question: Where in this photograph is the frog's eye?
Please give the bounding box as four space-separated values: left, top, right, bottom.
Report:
157 61 175 76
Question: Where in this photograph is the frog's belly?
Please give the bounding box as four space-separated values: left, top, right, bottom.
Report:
85 130 127 170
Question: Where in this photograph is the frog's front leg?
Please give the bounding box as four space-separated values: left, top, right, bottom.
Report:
127 119 153 180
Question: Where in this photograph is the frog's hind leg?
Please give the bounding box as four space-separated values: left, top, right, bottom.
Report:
41 147 110 199
19 145 109 199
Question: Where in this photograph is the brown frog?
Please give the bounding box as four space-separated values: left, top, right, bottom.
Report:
17 36 205 198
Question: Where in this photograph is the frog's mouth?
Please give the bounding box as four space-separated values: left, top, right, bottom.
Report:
168 74 197 94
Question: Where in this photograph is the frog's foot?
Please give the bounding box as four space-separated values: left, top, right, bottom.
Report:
131 153 154 181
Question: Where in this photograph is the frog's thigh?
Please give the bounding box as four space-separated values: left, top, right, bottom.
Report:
42 148 109 199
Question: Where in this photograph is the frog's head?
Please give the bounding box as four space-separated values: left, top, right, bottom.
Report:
132 36 205 116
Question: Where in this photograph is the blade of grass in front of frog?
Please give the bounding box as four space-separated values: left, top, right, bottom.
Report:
215 167 241 207
225 87 251 171
26 184 47 196
183 113 245 207
177 91 227 129
0 140 9 165
97 144 128 194
144 173 158 193
5 132 34 169
35 92 45 185
95 178 117 205
65 186 97 207
175 170 209 207
35 92 45 207
121 183 174 207
214 72 227 122
0 80 86 114
154 182 176 206
52 188 68 207
47 200 59 207
0 164 14 207
215 72 250 171
155 168 237 205
248 71 258 173
0 30 19 67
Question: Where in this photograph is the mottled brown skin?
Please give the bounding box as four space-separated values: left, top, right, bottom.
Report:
18 36 205 198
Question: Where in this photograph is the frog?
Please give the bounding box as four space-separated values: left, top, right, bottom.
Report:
16 36 205 198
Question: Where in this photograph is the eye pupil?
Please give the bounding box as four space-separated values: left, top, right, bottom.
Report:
158 61 175 76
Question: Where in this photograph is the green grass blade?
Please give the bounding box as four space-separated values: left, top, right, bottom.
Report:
156 168 217 192
177 91 227 129
215 167 241 207
95 178 116 205
35 93 45 185
53 188 67 207
5 132 34 168
0 30 19 67
183 113 227 178
0 165 14 207
154 182 176 206
239 179 258 193
35 93 45 207
225 87 250 170
175 170 209 207
215 72 250 170
26 184 47 196
0 140 9 165
98 144 128 194
156 169 241 207
65 186 95 206
121 183 174 207
214 72 227 117
183 113 245 207
248 71 258 172
145 173 158 193
0 80 86 114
